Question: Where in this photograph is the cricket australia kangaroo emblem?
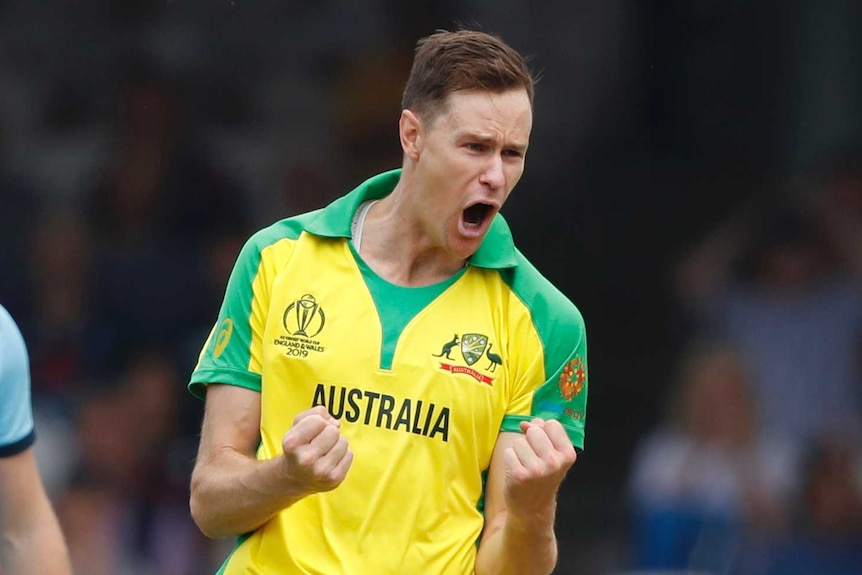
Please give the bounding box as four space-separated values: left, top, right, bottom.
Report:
460 333 488 366
433 332 500 385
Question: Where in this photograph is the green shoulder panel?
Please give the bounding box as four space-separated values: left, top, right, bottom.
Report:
188 213 317 399
499 248 589 450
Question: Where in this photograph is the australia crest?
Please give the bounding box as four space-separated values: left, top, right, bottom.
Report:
460 333 488 366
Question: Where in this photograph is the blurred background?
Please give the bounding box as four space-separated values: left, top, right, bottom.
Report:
1 1 861 574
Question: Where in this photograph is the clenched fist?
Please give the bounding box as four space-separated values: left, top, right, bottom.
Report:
280 406 354 496
503 418 577 516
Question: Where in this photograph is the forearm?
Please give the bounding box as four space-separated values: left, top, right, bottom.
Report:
475 508 558 575
190 447 306 538
0 494 71 575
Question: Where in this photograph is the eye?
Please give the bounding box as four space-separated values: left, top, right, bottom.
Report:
466 143 486 152
502 149 523 158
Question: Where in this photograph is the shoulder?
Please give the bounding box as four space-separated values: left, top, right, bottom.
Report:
244 210 325 251
234 210 329 272
500 249 585 339
0 305 33 451
0 304 28 385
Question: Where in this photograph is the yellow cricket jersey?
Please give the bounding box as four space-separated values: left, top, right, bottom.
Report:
189 169 589 575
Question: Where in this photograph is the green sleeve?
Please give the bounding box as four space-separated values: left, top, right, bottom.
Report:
500 251 589 450
188 233 268 399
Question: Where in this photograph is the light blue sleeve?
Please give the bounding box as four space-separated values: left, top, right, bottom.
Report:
0 304 35 457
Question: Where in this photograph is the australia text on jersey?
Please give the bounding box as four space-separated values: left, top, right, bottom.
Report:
312 383 450 442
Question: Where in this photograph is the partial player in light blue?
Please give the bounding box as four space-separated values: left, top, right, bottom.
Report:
0 303 35 457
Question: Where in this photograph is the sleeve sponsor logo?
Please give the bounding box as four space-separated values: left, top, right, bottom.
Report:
538 401 585 422
213 318 234 359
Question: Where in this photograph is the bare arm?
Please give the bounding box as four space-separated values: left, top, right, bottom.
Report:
0 448 71 575
475 420 577 575
189 384 353 538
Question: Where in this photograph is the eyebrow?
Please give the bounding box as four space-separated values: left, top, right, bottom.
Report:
459 131 528 153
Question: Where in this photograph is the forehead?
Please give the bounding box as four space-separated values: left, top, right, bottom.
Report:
431 89 533 140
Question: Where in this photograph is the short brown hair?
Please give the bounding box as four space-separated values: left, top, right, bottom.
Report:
401 29 534 124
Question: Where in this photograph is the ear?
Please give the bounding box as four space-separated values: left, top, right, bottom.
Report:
399 109 423 160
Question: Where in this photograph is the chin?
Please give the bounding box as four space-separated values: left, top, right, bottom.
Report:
449 237 483 262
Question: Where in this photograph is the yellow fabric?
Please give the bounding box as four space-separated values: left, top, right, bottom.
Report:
219 237 545 574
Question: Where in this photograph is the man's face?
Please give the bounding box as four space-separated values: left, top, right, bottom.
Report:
410 88 532 259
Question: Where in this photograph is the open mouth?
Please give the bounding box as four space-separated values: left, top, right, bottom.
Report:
462 202 494 229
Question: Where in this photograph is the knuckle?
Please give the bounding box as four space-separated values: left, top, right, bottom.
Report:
325 468 345 485
512 467 531 483
282 435 299 452
311 459 329 476
321 425 340 441
317 471 344 491
295 450 317 469
524 465 539 480
304 415 324 431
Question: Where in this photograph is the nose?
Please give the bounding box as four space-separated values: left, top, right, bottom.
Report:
478 155 505 191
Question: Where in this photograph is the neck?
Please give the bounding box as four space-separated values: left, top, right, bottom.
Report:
358 184 467 287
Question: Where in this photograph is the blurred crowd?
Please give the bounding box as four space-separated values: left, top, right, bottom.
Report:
1 39 254 575
628 155 862 574
0 2 861 575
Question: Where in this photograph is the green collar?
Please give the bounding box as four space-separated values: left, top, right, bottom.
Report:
303 169 518 269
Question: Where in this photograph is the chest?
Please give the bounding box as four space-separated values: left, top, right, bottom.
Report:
257 243 515 449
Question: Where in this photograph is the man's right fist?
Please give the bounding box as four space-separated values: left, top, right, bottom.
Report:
280 406 353 495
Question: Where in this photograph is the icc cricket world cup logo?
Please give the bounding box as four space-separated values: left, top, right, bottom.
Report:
283 294 326 338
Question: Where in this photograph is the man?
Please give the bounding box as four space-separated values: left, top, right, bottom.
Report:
0 304 72 575
189 29 588 575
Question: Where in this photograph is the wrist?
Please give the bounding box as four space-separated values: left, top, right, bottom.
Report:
257 456 310 502
504 503 557 536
